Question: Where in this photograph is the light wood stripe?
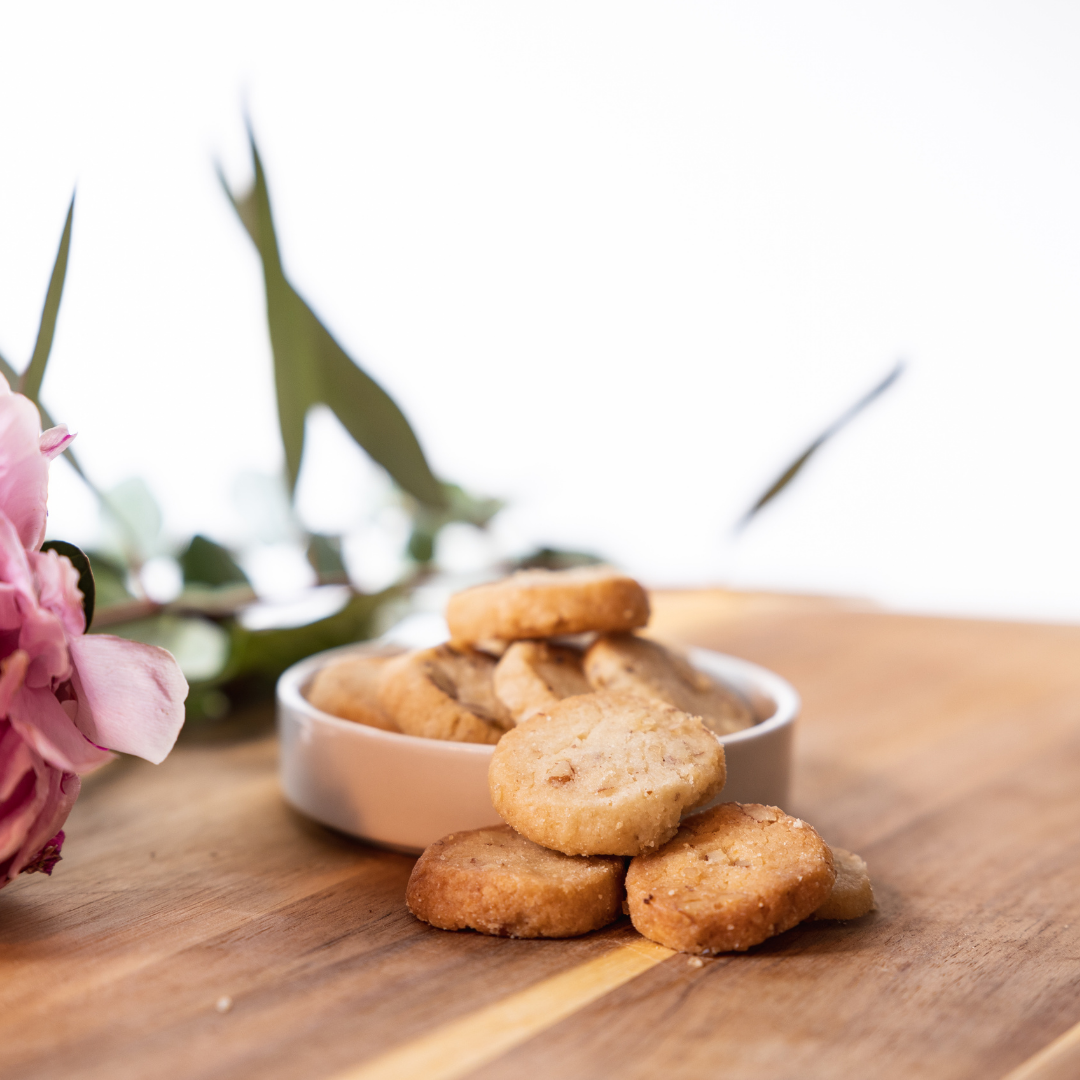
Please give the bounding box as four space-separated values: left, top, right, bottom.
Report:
333 938 674 1080
1002 1018 1080 1080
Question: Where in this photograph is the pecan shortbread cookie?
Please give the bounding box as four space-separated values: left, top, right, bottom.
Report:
488 691 725 856
493 640 592 724
626 803 835 954
306 652 401 732
812 847 875 920
377 645 513 744
447 566 650 649
585 634 754 736
406 824 626 938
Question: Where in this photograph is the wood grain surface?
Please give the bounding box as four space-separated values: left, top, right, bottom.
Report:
3 591 1080 1080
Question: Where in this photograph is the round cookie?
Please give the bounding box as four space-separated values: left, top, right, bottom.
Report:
585 634 755 736
406 824 626 938
446 566 650 648
378 645 513 744
489 691 726 857
626 803 835 954
306 652 401 731
812 847 875 920
493 641 592 723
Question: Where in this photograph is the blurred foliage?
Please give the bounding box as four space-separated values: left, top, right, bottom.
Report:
4 145 508 725
306 534 348 583
179 535 250 589
509 547 603 571
6 140 900 730
737 360 905 530
85 551 134 607
407 483 504 564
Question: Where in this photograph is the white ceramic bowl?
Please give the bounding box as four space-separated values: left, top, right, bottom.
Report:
277 643 799 853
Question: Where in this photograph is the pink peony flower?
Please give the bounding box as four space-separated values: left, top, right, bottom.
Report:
0 375 188 888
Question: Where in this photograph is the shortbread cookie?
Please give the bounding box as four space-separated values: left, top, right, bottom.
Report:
489 691 725 856
626 803 835 954
585 634 754 736
306 653 400 731
447 566 650 648
812 847 875 920
406 824 626 938
493 641 592 723
378 645 512 744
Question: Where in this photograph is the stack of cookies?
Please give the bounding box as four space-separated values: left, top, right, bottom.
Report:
306 566 875 954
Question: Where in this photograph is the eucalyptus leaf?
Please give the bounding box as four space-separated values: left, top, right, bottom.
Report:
0 206 93 486
20 194 74 404
219 134 447 510
511 546 603 571
179 534 250 588
85 550 134 607
407 482 505 565
307 533 347 581
737 360 905 531
40 539 94 630
217 587 392 687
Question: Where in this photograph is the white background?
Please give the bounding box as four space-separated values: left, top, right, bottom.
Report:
1 2 1078 619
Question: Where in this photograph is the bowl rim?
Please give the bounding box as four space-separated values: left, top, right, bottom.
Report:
277 640 800 751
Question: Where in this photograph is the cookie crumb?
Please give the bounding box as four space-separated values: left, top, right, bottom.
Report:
688 957 704 968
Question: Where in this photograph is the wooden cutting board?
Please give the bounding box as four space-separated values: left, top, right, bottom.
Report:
3 592 1080 1080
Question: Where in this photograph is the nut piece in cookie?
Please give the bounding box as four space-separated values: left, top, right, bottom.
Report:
812 847 875 920
626 803 835 954
585 634 754 736
493 640 592 723
305 653 401 732
489 691 726 856
446 566 650 648
406 824 626 938
378 645 513 744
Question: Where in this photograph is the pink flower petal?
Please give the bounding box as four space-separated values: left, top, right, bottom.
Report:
39 425 75 461
18 606 71 688
0 723 47 861
0 650 29 717
0 392 50 550
9 685 114 774
0 726 79 885
0 511 35 600
68 635 188 764
0 583 24 630
29 548 85 636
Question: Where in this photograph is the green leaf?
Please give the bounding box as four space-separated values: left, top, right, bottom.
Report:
85 550 134 607
178 534 250 588
316 320 447 509
20 194 74 405
307 533 348 582
219 133 447 510
219 588 392 686
406 482 505 566
0 207 93 487
511 546 603 571
736 360 905 531
40 539 95 630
